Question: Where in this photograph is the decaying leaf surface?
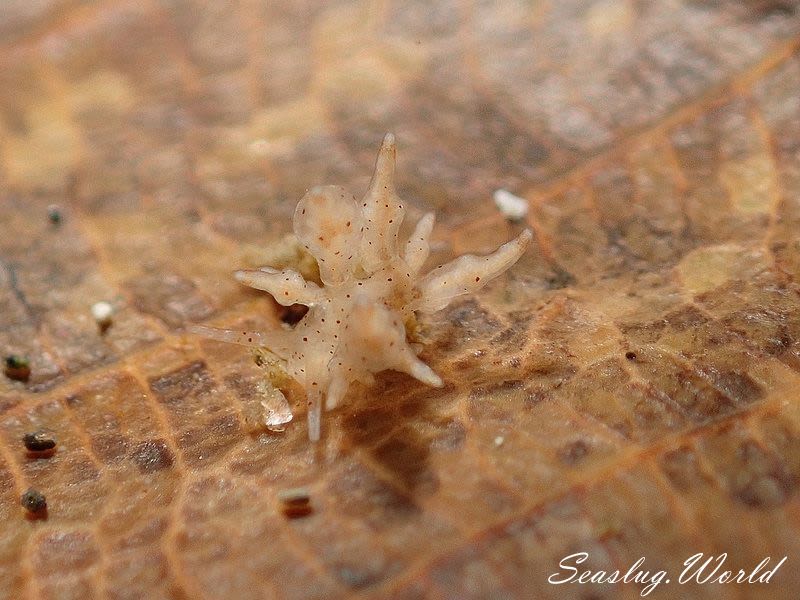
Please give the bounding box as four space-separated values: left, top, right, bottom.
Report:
1 1 800 598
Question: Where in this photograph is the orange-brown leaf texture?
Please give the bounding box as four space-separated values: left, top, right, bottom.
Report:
2 1 800 599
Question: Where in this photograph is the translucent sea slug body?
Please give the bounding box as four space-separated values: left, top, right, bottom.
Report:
196 134 532 441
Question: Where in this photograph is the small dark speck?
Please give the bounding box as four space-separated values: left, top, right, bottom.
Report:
23 431 56 453
4 355 30 382
21 488 47 515
47 205 63 225
279 487 312 518
625 351 636 361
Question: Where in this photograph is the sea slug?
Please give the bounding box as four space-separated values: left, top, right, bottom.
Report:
194 134 532 441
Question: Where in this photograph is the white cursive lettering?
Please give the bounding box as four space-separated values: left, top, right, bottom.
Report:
547 552 667 596
550 552 786 596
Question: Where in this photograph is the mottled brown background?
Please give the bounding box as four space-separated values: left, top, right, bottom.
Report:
1 0 800 598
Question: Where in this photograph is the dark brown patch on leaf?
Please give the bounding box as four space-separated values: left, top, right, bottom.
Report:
729 440 797 509
663 304 709 331
343 404 398 445
327 458 420 529
149 361 214 406
660 446 710 492
618 319 667 344
433 298 502 351
702 369 765 405
125 272 215 328
629 348 737 422
545 265 577 290
131 439 174 473
372 429 438 495
558 439 590 465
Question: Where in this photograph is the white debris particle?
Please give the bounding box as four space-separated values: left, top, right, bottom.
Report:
493 189 529 221
248 138 269 156
248 137 292 157
91 301 114 331
494 435 505 447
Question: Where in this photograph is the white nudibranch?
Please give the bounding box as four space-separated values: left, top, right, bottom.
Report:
193 134 532 442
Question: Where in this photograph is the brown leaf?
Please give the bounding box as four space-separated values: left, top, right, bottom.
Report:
1 1 800 598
